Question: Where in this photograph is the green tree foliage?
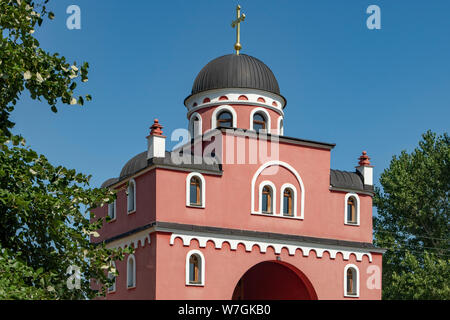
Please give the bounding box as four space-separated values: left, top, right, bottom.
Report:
0 0 91 135
374 130 450 299
0 0 129 299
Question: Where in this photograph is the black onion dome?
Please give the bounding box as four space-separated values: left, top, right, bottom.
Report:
190 54 281 96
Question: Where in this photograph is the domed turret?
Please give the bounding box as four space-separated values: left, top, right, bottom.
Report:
191 54 281 96
184 53 286 137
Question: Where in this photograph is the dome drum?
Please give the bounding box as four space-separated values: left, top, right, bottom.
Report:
185 88 285 119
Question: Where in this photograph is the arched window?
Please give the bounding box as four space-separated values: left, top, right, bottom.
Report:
108 261 116 293
344 265 359 297
127 179 136 214
190 176 201 206
108 200 116 220
282 188 293 216
189 113 202 138
189 255 200 284
253 113 267 132
345 193 359 225
261 185 273 214
186 250 205 286
186 172 205 208
279 118 284 135
347 197 356 223
217 111 233 128
127 255 136 288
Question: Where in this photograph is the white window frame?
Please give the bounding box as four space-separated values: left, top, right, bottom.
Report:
108 261 116 293
211 105 237 129
127 178 136 214
127 254 136 289
189 112 203 138
185 250 205 286
108 200 116 221
344 264 360 298
344 193 360 226
249 107 271 133
251 161 305 219
186 172 206 208
280 183 297 217
277 116 284 135
258 180 276 215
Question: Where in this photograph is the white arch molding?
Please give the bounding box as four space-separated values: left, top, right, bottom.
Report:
211 105 238 129
258 180 276 214
185 249 205 286
186 172 206 208
189 112 203 138
251 160 305 219
280 183 298 217
107 261 116 293
249 107 272 134
127 178 136 214
127 254 136 289
277 116 284 135
344 193 360 226
344 264 360 297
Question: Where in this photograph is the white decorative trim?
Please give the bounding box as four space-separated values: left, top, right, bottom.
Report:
127 178 136 214
108 200 116 221
249 107 271 134
127 254 136 289
186 172 206 208
330 186 374 197
189 101 284 120
185 88 286 115
258 181 276 214
344 193 360 226
105 229 151 250
107 261 116 293
344 264 360 298
251 160 305 219
185 249 205 286
170 232 373 262
277 116 284 135
280 183 298 217
189 112 202 138
211 105 238 129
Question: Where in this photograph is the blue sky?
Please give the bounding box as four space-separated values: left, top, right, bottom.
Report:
11 0 450 190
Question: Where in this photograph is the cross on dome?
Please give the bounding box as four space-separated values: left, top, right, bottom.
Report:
231 5 246 55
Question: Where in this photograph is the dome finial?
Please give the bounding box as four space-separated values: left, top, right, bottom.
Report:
231 5 246 55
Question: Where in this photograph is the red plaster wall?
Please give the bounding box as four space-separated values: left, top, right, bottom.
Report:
92 170 156 242
155 132 373 243
93 102 380 300
104 233 157 300
154 233 382 300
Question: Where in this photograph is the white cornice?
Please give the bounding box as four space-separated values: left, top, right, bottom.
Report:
102 224 386 259
168 231 375 262
105 228 152 250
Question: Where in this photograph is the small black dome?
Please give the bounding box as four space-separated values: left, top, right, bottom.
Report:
119 151 147 179
190 54 281 96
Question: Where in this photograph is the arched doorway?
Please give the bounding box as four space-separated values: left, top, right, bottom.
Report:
232 261 317 300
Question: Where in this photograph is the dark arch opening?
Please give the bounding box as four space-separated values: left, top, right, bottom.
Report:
231 261 317 300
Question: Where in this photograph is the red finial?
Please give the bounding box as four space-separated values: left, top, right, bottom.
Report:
150 119 164 136
358 151 371 166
